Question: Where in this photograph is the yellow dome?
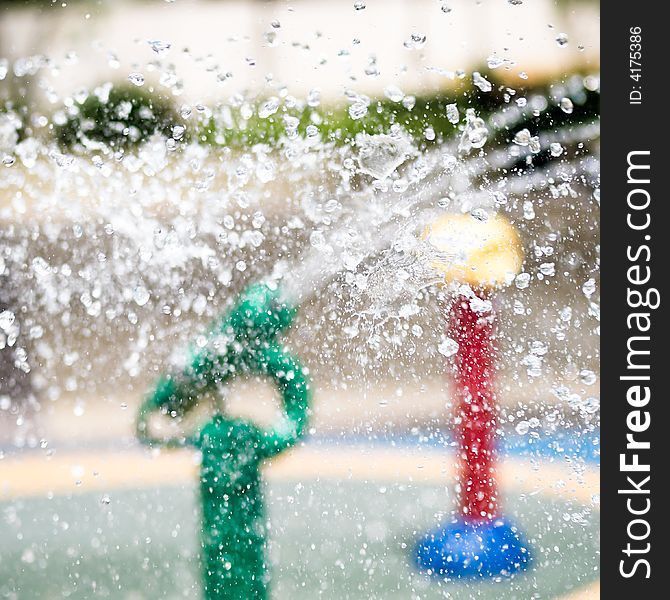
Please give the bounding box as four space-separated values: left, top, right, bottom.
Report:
422 213 523 288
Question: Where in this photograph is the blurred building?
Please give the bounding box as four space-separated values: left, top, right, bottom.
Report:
1 0 599 103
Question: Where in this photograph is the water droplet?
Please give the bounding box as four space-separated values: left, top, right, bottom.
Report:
584 397 600 414
550 142 563 157
513 129 532 146
560 97 574 114
473 71 492 92
470 207 489 222
259 97 280 119
384 85 404 103
539 262 555 277
356 133 412 179
515 420 530 435
127 72 145 87
148 39 171 57
582 278 596 298
522 353 543 377
458 108 488 152
133 286 150 306
348 100 367 120
307 88 321 107
171 125 185 140
305 124 320 145
523 200 535 220
437 337 459 357
491 191 507 206
405 32 427 49
469 296 493 314
283 115 299 138
487 54 505 70
402 95 416 110
515 272 531 289
580 370 597 385
559 306 572 322
530 139 542 154
0 310 15 332
556 32 569 47
446 103 459 124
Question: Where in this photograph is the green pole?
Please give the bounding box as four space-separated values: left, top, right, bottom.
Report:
137 283 311 599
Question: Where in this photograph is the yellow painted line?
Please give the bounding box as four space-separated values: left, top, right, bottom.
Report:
0 449 198 500
499 460 598 505
0 446 598 506
558 581 600 600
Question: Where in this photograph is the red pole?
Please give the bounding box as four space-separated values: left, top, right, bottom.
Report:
415 214 530 576
449 292 498 522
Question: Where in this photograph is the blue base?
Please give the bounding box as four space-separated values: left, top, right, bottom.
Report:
414 517 531 578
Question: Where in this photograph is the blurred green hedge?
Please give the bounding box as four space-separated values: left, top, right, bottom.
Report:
55 85 180 150
2 71 599 154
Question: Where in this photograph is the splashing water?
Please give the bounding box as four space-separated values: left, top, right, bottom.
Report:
0 2 602 591
1 51 599 449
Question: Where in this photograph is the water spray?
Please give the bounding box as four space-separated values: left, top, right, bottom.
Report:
123 82 600 594
414 213 532 578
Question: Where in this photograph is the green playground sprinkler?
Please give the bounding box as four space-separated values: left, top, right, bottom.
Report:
136 283 311 600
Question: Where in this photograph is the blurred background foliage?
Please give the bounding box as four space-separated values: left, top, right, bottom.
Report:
1 72 599 154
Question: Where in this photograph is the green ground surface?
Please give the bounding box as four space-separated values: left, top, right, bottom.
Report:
0 480 598 599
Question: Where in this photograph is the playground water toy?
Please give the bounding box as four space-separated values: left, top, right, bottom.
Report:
136 283 310 599
414 213 531 578
0 43 599 596
134 212 529 593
